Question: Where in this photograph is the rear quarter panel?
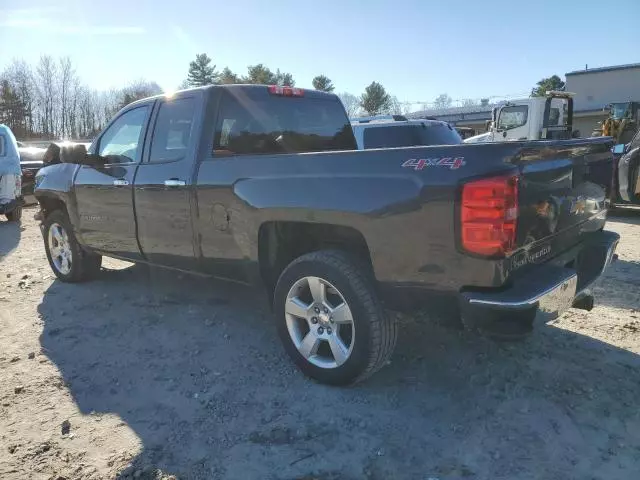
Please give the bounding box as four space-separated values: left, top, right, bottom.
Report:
195 144 518 289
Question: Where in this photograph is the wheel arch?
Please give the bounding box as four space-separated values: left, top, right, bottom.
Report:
258 221 374 297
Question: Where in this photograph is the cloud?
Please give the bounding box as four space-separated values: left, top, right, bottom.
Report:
0 7 144 35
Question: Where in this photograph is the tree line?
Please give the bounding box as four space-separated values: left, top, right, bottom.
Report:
0 51 567 140
183 53 414 118
0 56 162 140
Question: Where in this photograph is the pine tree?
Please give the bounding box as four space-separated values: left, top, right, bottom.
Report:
187 54 218 86
360 82 391 115
312 75 334 92
219 67 239 84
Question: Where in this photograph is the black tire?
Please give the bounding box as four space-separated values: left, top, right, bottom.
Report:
43 210 102 282
273 250 397 385
5 205 22 222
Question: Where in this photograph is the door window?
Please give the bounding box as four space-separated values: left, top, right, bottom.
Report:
149 98 197 162
497 105 528 130
98 106 149 164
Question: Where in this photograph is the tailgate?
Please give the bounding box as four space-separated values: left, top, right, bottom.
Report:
512 137 613 263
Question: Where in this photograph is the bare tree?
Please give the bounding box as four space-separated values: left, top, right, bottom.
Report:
58 57 77 138
433 93 452 109
3 59 35 136
34 55 57 138
338 92 361 118
384 95 403 115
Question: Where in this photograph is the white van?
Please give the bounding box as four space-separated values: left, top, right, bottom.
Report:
0 125 23 221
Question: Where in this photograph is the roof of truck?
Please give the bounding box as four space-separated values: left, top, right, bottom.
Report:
128 84 338 108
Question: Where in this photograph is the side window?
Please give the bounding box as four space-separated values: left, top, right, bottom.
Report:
497 106 528 130
149 98 196 162
0 136 5 156
98 106 149 164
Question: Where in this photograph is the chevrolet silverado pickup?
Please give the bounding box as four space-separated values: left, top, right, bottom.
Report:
34 84 619 385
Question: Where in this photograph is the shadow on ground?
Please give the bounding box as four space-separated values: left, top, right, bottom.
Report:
0 219 22 260
594 258 640 310
609 206 640 225
38 265 640 480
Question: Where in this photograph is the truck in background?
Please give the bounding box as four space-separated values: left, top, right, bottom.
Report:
464 91 576 143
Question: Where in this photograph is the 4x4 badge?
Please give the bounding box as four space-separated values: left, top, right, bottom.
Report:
402 157 466 171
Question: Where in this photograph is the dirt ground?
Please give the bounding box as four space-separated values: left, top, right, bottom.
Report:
1 208 640 480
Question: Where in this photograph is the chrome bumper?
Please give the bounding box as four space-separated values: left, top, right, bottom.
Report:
459 231 620 336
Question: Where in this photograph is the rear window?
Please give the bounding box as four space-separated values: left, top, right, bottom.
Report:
362 123 462 149
214 91 356 155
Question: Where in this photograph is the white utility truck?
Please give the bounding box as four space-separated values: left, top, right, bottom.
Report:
464 91 576 143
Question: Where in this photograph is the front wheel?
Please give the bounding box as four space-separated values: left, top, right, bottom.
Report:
43 210 102 282
274 250 397 385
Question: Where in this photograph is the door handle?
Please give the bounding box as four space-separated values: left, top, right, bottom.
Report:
113 179 129 186
164 179 186 187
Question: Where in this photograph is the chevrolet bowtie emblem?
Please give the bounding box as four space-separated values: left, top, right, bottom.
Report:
570 196 587 215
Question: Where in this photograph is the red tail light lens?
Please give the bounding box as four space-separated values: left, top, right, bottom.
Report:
268 85 304 97
461 175 518 256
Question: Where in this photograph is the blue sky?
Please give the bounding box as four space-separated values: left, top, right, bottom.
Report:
1 0 639 106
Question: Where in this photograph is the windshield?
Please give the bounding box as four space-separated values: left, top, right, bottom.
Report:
362 123 462 149
610 103 630 120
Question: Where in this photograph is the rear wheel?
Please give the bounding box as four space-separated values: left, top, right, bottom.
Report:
5 205 22 222
43 210 102 282
274 250 396 385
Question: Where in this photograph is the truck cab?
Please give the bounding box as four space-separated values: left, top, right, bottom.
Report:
465 92 575 143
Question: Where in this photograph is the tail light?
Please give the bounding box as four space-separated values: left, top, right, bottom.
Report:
461 175 518 257
268 85 304 97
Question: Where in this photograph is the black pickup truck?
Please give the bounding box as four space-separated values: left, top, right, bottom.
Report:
34 84 619 385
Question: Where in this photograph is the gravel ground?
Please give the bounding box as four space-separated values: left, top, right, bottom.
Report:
1 208 640 480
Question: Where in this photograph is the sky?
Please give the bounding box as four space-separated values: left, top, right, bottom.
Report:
1 0 639 107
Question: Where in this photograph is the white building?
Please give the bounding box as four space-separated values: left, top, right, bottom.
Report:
565 63 640 137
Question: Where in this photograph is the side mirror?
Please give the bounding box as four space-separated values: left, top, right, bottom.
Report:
42 143 61 165
83 153 106 167
59 143 88 164
612 144 625 155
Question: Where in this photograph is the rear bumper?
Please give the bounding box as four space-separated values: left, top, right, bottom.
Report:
459 230 619 336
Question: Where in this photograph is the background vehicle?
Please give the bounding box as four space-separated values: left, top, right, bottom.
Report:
464 91 575 143
463 132 491 143
0 124 24 221
592 101 640 145
35 85 618 385
455 126 477 140
613 130 640 205
351 115 462 149
16 141 46 198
